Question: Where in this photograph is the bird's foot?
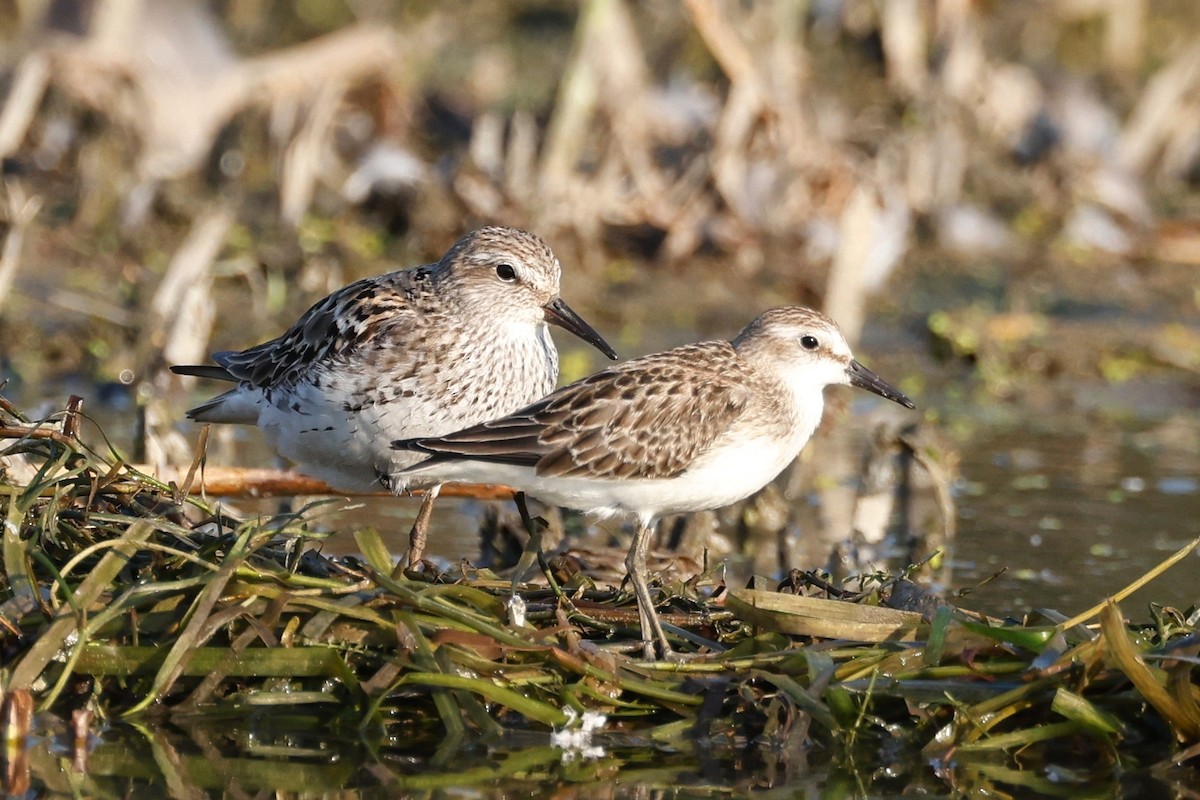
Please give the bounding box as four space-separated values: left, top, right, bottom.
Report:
641 637 675 661
635 603 678 661
397 557 440 581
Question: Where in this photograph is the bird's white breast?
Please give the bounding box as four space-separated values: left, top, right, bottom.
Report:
255 320 560 492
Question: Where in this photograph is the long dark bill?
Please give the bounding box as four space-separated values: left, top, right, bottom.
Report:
543 296 618 360
847 359 915 409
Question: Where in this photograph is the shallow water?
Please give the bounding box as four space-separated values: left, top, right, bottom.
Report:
949 418 1200 618
12 713 1193 797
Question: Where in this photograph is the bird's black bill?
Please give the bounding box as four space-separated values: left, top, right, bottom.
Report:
847 360 915 409
543 297 618 360
170 364 235 382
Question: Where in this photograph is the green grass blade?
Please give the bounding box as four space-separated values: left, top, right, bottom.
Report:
9 520 156 691
399 672 569 727
123 524 259 715
1050 687 1124 738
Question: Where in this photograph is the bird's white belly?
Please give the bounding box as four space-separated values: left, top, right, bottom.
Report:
256 391 427 491
424 433 806 518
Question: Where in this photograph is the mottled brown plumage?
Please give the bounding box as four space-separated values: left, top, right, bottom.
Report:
402 342 780 480
395 306 915 658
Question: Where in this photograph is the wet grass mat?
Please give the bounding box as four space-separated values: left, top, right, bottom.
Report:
2 396 1199 790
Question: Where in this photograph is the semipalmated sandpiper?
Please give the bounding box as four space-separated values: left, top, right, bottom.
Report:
393 306 914 658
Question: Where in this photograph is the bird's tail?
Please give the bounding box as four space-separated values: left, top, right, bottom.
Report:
183 389 261 424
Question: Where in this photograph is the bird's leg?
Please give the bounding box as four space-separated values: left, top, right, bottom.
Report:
509 491 547 589
405 483 441 569
626 518 672 659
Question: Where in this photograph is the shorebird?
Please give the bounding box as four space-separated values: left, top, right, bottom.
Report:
393 306 915 658
172 226 617 564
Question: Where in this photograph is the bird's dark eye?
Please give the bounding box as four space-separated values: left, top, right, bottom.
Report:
496 263 517 282
800 335 819 350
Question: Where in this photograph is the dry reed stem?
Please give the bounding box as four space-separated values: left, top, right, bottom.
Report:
0 50 48 156
14 10 398 220
0 182 42 313
1119 44 1200 177
151 210 229 367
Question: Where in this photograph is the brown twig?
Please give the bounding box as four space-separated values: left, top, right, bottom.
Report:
126 465 518 500
61 396 84 440
0 425 76 446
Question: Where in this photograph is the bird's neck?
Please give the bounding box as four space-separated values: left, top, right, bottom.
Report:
741 352 829 447
790 389 826 449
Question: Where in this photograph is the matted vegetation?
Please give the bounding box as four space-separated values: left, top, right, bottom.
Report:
2 395 1198 794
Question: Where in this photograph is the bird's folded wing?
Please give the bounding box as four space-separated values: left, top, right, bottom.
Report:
210 273 422 390
397 342 752 481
